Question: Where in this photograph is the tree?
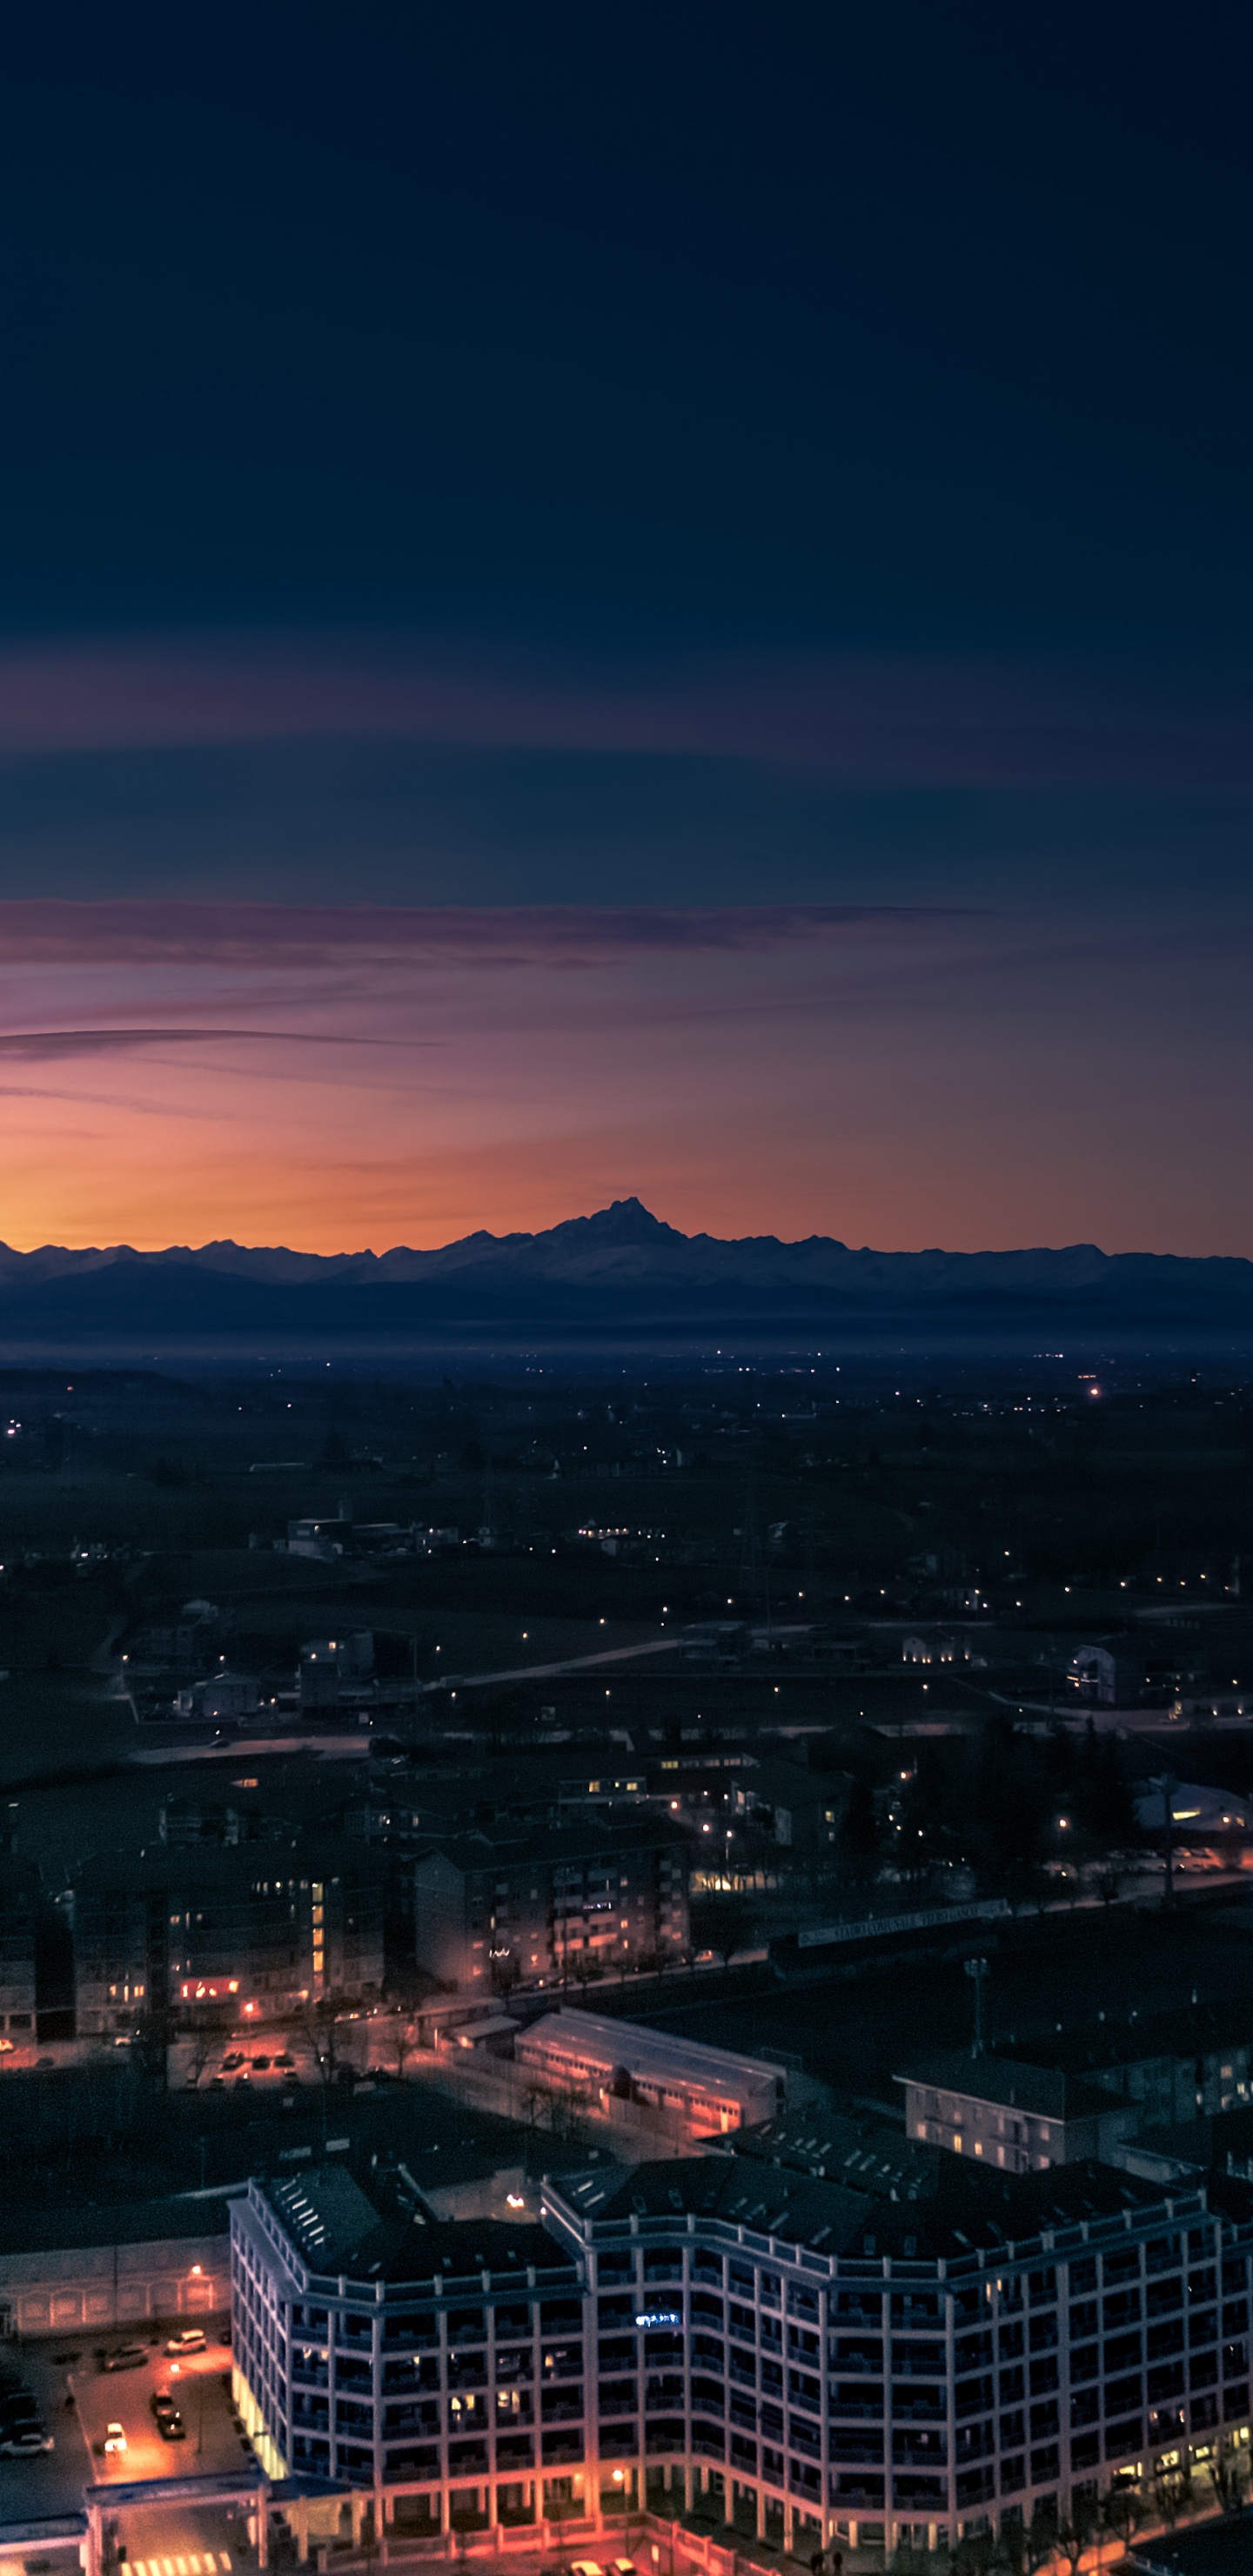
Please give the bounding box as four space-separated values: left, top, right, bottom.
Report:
1102 2482 1143 2555
489 1947 520 2000
690 1891 759 1970
389 2016 416 2081
301 1987 355 2109
1207 2438 1247 2515
948 2531 997 2576
1002 2503 1058 2576
1055 2491 1099 2576
840 1776 880 1877
134 1999 174 2090
183 2010 229 2090
1152 2463 1192 2532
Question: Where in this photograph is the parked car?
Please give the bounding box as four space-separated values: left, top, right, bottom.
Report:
0 2405 42 2437
100 2343 148 2372
157 2409 185 2442
103 2423 128 2454
0 2426 53 2456
165 2328 206 2355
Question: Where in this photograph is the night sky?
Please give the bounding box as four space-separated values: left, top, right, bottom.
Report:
0 4 1249 1253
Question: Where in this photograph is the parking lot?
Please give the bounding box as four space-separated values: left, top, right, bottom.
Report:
71 2329 245 2481
0 2338 93 2524
171 2037 309 2096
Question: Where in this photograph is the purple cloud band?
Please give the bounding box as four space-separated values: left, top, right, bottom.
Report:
0 638 1247 789
0 900 969 966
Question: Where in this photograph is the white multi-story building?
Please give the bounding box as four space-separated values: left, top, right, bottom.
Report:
230 2152 1253 2559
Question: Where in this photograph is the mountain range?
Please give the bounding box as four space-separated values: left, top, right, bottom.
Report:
0 1200 1250 1354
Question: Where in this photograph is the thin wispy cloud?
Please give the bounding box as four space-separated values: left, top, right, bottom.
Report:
0 899 971 969
0 1024 438 1058
0 638 1248 792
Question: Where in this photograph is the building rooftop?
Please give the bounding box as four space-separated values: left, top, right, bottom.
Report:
258 2170 578 2291
416 1815 689 1873
733 2106 940 2198
0 2189 237 2258
76 1836 372 1890
987 2004 1253 2082
545 2151 1253 2265
895 2050 1116 2121
519 2006 781 2091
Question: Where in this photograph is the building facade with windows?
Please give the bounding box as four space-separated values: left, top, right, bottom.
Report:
231 2154 1253 2558
0 1856 37 2039
898 2056 1136 2174
74 1842 384 2036
412 1818 689 1995
514 2009 783 2140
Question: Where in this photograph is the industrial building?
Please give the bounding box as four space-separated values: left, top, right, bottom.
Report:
513 2008 783 2139
0 2192 231 2338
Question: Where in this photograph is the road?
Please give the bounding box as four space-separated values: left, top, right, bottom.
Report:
116 2499 245 2576
424 1634 681 1691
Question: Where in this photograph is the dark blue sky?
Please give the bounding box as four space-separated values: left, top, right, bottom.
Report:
0 4 1249 1252
1 3 1248 650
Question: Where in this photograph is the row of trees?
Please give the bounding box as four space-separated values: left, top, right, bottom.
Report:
890 2439 1250 2576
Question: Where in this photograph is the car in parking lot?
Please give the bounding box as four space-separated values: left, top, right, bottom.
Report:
103 2422 128 2455
157 2406 185 2441
99 2343 148 2372
0 2393 44 2440
165 2328 206 2355
0 2425 53 2457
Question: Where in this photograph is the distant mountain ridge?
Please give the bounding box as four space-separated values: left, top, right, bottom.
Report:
0 1200 1249 1349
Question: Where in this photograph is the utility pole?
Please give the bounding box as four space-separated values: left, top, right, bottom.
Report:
965 1955 989 2059
1163 1772 1176 1909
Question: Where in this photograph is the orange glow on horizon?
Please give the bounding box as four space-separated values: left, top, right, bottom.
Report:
0 899 1245 1257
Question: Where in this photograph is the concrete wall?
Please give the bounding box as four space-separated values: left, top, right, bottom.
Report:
0 2230 230 2337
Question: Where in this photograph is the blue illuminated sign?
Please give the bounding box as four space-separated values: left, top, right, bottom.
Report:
636 2310 682 2329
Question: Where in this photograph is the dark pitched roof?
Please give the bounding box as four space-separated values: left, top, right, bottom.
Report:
416 1815 688 1875
546 2151 1222 2266
734 2108 940 2199
261 2169 576 2290
895 2052 1113 2121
